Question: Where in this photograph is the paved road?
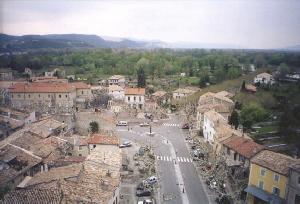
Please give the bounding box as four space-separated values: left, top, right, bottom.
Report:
116 114 210 204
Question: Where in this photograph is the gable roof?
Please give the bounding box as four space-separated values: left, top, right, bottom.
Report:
152 90 167 97
222 136 264 159
251 150 295 176
256 72 272 78
25 163 82 187
88 134 119 145
125 88 145 95
204 109 227 123
9 82 76 93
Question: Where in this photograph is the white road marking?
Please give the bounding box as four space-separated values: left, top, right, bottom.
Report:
155 155 193 163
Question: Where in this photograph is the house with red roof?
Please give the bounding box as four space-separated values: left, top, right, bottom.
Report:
87 134 119 151
221 136 265 169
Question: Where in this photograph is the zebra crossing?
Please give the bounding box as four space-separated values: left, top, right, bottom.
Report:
162 123 180 127
156 155 193 163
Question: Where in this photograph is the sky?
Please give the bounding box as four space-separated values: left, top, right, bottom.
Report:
1 0 300 49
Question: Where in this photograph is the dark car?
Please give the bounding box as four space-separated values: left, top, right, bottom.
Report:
136 189 151 197
181 123 189 129
136 183 144 191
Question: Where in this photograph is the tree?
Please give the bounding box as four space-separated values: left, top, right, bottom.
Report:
89 121 99 133
240 103 268 129
229 110 239 129
279 63 290 77
241 80 246 92
137 67 146 88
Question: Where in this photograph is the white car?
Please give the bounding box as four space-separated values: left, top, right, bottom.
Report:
119 141 132 148
139 122 150 127
116 121 127 126
146 176 158 184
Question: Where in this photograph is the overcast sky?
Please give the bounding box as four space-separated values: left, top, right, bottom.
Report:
1 0 300 49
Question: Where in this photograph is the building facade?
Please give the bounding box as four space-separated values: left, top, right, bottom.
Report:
254 72 275 85
124 88 145 109
108 85 125 100
286 162 300 204
108 75 126 87
246 150 295 204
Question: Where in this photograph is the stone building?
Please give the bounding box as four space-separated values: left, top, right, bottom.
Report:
108 75 126 87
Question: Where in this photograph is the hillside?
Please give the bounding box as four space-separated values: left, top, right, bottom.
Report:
0 33 162 52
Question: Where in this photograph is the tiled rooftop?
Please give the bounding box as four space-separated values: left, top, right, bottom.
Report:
125 88 145 95
251 150 295 176
88 134 119 145
9 82 76 93
222 136 265 159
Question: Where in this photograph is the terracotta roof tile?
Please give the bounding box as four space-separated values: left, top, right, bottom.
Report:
88 134 119 145
251 150 295 176
9 82 76 93
1 188 62 204
222 136 265 159
125 88 145 95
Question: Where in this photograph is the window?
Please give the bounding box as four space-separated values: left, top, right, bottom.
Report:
11 94 13 98
65 95 68 98
93 145 96 148
79 154 82 156
139 96 141 102
234 153 238 161
134 96 136 101
28 94 30 98
82 91 83 94
128 96 130 101
38 94 40 98
59 94 61 98
227 147 230 155
258 180 264 189
274 174 280 182
18 94 21 98
272 187 280 196
48 94 50 98
260 168 266 176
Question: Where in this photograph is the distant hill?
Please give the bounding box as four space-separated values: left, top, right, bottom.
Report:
279 45 300 51
0 33 166 52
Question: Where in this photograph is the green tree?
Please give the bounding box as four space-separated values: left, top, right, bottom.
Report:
278 63 290 77
137 67 146 88
229 110 239 129
241 80 246 92
89 121 99 133
240 103 268 129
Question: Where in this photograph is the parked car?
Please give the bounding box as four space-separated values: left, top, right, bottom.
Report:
139 122 150 127
136 183 144 191
146 176 158 184
137 198 154 204
119 141 132 148
116 121 128 126
136 189 151 197
181 123 189 129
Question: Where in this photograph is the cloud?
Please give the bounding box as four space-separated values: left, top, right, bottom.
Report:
1 0 300 49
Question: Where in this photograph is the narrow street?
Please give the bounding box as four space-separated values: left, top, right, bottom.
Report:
116 114 210 204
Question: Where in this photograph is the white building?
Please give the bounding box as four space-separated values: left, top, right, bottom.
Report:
124 88 145 109
203 110 227 144
196 91 234 130
108 85 125 100
254 72 275 85
108 75 126 87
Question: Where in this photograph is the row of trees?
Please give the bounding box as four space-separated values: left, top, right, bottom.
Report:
2 49 300 84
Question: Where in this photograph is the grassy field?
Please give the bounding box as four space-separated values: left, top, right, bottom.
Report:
185 69 268 104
